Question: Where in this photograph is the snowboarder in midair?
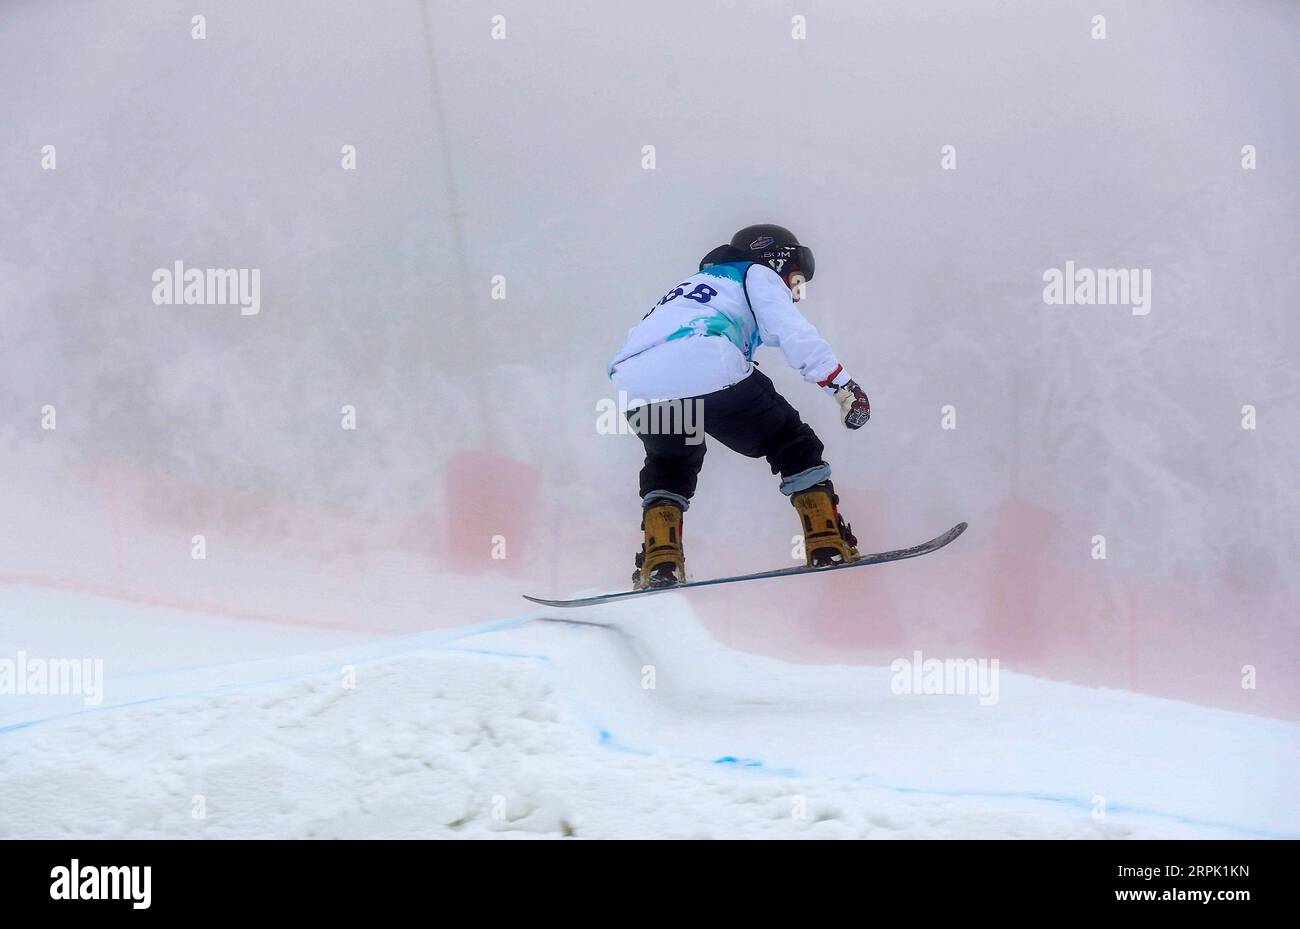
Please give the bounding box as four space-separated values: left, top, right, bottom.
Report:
609 224 872 589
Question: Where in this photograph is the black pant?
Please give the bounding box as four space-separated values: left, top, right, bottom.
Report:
632 369 825 501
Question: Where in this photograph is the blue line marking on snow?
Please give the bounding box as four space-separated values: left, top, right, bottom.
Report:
446 636 1299 839
4 608 1296 839
0 611 541 735
416 625 1300 838
592 727 653 757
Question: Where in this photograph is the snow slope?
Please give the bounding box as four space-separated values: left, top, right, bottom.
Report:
2 587 1294 839
3 0 1297 722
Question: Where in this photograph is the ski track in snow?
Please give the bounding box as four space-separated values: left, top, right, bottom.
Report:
1 588 1296 839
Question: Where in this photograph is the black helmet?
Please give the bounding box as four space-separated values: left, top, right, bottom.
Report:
729 224 815 282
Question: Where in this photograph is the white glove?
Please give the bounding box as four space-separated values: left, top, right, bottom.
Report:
820 367 871 430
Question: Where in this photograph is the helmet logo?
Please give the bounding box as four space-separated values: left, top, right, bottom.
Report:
749 235 775 249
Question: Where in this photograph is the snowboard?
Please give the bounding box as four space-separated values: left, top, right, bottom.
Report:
522 521 967 608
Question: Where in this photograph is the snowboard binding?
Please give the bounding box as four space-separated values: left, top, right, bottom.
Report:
632 499 686 589
791 481 860 567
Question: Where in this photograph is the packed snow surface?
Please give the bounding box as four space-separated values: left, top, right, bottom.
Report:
2 587 1294 839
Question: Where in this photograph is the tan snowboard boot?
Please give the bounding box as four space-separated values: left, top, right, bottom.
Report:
791 482 860 567
632 500 685 589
